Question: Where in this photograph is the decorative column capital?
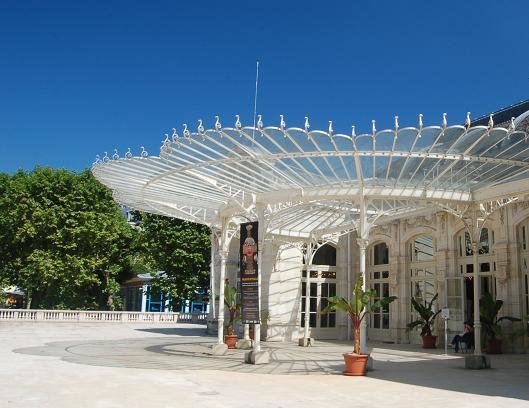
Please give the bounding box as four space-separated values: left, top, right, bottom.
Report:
356 238 369 250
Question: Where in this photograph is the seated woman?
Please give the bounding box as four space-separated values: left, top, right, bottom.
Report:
451 322 474 352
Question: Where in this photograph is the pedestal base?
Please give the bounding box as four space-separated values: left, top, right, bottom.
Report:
245 350 270 365
465 355 491 369
211 343 228 356
298 337 315 347
367 355 373 371
236 339 253 349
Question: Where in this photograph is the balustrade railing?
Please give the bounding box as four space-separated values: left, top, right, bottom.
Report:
0 309 207 323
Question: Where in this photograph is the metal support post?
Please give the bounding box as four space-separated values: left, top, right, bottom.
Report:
347 232 352 340
209 229 217 319
472 242 482 356
217 219 228 345
253 204 265 354
357 238 368 353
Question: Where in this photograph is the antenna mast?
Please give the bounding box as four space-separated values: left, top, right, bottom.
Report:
252 60 260 138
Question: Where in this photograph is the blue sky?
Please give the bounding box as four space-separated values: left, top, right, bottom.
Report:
1 0 528 173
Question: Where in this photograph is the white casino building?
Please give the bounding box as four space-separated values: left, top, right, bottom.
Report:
93 100 529 355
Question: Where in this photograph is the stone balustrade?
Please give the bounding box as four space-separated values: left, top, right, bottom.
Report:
0 309 207 324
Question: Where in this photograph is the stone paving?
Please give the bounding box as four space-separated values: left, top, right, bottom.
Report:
1 322 529 407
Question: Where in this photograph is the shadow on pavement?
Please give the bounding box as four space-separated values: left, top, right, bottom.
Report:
12 334 529 402
134 326 214 337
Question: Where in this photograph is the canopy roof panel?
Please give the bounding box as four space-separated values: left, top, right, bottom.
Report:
92 114 529 238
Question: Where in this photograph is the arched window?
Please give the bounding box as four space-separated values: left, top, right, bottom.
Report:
518 219 529 317
455 227 496 324
373 242 389 265
458 228 492 256
409 235 434 262
367 241 391 333
301 243 338 333
479 228 490 255
408 235 437 329
312 244 336 266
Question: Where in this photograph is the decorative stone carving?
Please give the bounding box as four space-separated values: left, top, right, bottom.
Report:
436 212 446 234
496 263 509 284
389 270 398 289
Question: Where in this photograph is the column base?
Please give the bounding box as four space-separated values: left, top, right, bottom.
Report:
211 343 228 356
298 337 315 347
236 339 253 349
465 355 491 369
245 350 270 365
366 355 374 371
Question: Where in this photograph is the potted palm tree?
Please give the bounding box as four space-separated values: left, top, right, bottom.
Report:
222 280 240 349
323 275 397 376
480 292 521 354
407 293 441 348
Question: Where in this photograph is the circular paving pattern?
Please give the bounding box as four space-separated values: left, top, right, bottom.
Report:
15 336 350 375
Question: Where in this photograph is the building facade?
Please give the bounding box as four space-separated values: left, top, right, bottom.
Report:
218 203 529 351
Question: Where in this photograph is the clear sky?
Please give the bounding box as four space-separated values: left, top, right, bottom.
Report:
1 0 528 173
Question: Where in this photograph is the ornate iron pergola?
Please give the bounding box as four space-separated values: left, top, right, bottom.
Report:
92 112 529 358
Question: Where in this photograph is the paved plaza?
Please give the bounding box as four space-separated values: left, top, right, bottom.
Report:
1 322 529 407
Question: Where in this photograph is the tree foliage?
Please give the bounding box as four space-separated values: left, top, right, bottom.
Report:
133 212 210 307
0 167 134 309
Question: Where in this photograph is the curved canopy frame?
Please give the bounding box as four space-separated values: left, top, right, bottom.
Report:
92 114 529 240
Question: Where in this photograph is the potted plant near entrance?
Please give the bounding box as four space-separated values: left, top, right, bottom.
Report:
480 292 521 354
407 293 441 348
323 276 397 376
222 280 240 349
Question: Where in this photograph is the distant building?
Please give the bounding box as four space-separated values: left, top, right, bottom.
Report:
121 273 209 313
2 287 24 308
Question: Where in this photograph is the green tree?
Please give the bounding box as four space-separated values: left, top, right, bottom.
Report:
0 167 134 309
133 212 210 307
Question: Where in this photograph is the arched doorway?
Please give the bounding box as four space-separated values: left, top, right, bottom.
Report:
367 242 392 341
300 243 338 339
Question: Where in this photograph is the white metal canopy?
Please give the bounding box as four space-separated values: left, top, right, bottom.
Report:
92 113 529 239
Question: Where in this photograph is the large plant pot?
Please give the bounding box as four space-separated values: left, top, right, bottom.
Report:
224 334 238 349
343 353 369 376
421 335 437 349
487 337 502 354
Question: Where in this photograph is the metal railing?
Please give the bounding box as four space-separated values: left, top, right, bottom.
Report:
0 309 207 324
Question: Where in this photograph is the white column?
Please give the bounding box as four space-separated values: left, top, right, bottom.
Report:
347 232 352 340
253 205 265 353
472 241 482 355
244 324 250 340
357 238 369 353
357 195 369 354
141 284 148 312
209 230 217 319
217 250 227 344
303 244 311 340
217 219 228 345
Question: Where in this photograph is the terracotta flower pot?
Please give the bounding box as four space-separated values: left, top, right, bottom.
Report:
487 337 502 354
343 353 369 376
224 334 238 349
421 335 437 348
